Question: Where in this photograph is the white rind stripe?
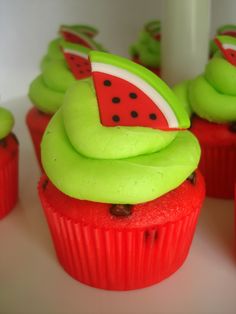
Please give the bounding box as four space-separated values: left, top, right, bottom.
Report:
222 43 236 50
92 62 178 127
64 49 88 59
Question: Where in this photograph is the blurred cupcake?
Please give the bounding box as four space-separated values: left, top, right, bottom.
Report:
210 24 236 57
0 107 18 219
130 20 161 76
39 52 205 290
27 40 101 169
174 36 236 199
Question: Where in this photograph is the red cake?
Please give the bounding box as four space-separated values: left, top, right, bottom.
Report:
0 134 19 219
191 116 236 198
39 171 204 290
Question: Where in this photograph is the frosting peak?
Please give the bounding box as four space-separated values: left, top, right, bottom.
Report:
0 107 14 140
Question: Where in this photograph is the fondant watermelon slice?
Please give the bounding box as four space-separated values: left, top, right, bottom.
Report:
90 51 190 130
61 41 91 80
60 25 100 49
214 35 236 66
217 24 236 37
145 20 161 41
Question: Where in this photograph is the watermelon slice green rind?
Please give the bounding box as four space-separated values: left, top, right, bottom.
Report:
60 24 98 37
90 51 190 129
215 35 236 47
217 24 236 34
145 20 161 33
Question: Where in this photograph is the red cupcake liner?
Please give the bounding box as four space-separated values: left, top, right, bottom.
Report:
0 135 19 219
191 116 236 199
38 173 205 290
26 107 51 170
132 56 161 77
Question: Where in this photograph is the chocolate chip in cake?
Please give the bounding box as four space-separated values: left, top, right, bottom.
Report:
109 204 132 217
42 178 49 191
229 121 236 133
0 138 7 148
187 171 197 185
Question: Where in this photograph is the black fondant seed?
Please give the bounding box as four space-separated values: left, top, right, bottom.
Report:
112 115 120 122
70 56 75 60
131 111 138 118
229 121 236 133
104 80 111 86
149 113 157 120
76 64 80 67
129 92 137 99
109 204 132 217
79 71 84 74
112 97 120 104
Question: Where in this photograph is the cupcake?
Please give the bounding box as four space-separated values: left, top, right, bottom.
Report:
174 36 236 199
27 41 97 169
130 20 161 76
0 107 18 219
40 24 105 70
38 52 205 290
210 24 236 57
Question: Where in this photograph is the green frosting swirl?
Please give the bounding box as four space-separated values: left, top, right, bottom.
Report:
29 59 75 114
130 31 161 67
0 107 14 140
40 38 64 70
173 54 236 123
41 79 200 204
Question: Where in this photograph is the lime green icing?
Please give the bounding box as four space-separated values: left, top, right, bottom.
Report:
91 51 190 129
41 79 200 204
40 38 64 70
28 74 66 114
130 31 161 67
174 54 236 123
172 81 192 117
0 107 14 140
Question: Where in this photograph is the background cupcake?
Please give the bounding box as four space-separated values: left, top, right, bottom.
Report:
39 52 205 290
27 41 98 169
0 107 18 219
174 35 236 199
210 24 236 57
129 20 161 76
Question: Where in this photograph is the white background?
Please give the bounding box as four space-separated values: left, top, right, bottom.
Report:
0 1 236 313
1 0 236 101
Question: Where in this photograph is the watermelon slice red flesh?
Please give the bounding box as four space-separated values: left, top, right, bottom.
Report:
223 49 236 66
215 38 236 67
92 72 169 129
64 52 91 80
61 31 93 48
220 31 236 37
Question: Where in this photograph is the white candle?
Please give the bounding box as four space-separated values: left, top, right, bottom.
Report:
161 0 211 86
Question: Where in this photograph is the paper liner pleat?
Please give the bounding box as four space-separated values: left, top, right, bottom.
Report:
40 191 200 290
0 151 18 219
199 144 236 198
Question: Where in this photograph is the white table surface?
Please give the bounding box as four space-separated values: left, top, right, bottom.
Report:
0 97 235 314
